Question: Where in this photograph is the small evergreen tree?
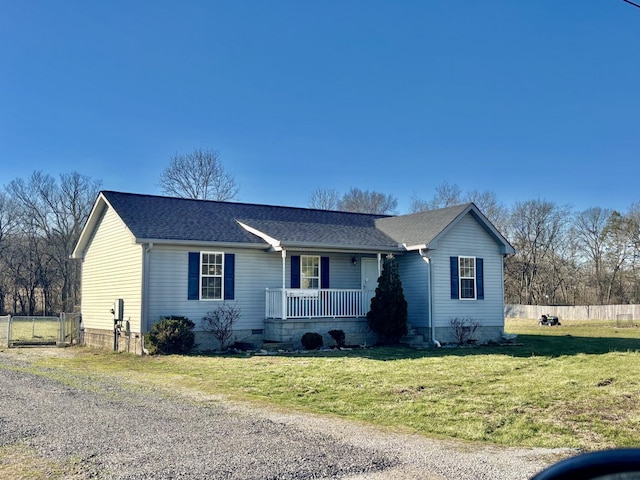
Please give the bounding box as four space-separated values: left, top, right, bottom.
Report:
366 255 408 344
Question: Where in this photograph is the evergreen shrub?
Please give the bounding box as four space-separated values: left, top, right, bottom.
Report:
301 332 323 350
366 254 408 344
145 316 195 355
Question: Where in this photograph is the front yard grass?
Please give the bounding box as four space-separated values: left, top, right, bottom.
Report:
8 319 640 451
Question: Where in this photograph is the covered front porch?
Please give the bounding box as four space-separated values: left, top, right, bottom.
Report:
261 249 385 346
265 288 375 319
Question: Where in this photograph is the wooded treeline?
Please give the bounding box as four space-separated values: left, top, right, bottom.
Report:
1 169 638 315
0 172 101 315
502 200 640 306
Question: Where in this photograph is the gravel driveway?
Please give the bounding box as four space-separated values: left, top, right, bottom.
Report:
0 348 571 480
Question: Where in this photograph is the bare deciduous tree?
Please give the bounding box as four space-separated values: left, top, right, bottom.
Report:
574 207 612 303
0 192 17 255
603 211 636 303
410 181 462 212
159 149 239 201
411 183 508 233
308 187 340 210
337 188 398 214
5 171 101 313
464 189 509 234
504 199 570 305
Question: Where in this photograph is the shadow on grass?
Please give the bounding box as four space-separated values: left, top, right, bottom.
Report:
211 333 640 361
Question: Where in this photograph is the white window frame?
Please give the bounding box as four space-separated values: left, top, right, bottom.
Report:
300 255 320 289
200 251 224 300
459 256 476 300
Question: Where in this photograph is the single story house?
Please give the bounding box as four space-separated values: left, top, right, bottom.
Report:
71 191 515 353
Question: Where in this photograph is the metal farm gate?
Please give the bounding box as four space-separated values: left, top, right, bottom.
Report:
1 313 81 348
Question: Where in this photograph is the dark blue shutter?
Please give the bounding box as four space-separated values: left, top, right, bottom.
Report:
321 256 330 289
291 255 300 288
224 253 235 300
188 252 200 300
450 256 459 299
476 257 484 300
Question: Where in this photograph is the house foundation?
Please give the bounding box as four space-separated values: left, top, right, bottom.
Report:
82 328 145 355
265 317 378 349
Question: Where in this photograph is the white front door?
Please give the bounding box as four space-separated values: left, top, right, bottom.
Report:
361 257 379 315
361 258 379 290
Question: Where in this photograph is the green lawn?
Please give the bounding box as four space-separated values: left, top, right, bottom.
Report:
7 318 640 451
8 318 59 344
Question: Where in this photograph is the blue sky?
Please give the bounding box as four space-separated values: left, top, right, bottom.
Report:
1 1 638 214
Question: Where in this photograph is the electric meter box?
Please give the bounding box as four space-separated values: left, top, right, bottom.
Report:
113 299 124 321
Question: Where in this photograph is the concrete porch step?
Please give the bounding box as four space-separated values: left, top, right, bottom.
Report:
400 328 431 349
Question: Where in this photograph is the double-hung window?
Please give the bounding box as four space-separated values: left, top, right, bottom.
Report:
300 255 320 289
188 251 234 301
201 252 224 300
459 256 476 300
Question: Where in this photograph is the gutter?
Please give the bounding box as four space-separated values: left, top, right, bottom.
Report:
134 238 268 249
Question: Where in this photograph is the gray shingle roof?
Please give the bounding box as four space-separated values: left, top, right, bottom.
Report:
375 203 472 247
101 191 400 248
72 191 512 257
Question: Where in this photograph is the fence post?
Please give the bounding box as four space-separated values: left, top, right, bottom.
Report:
7 315 11 348
59 312 64 344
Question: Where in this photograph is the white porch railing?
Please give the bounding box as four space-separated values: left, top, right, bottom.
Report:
265 288 375 319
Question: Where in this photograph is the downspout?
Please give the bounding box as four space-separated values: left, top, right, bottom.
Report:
141 242 153 355
281 249 287 320
419 249 440 347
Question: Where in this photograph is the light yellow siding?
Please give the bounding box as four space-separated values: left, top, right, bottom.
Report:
80 207 143 332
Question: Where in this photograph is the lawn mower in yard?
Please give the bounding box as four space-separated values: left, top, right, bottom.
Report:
539 314 561 326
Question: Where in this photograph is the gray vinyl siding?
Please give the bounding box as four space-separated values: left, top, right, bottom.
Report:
396 253 429 328
81 207 143 332
285 252 365 290
147 246 282 331
146 250 372 331
430 214 505 328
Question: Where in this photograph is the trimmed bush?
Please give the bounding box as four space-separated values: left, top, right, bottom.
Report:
144 316 195 355
328 329 346 348
301 332 323 350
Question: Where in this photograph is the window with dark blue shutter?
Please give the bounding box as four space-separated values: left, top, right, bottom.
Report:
450 256 459 299
188 252 200 300
291 255 300 288
476 257 484 300
188 251 236 300
321 256 330 289
224 253 235 300
451 256 484 300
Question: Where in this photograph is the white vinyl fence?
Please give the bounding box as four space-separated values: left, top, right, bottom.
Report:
505 304 640 323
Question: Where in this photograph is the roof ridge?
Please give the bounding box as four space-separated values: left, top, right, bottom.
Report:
101 190 393 218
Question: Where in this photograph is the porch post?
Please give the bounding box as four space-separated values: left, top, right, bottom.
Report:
377 253 382 277
281 249 287 320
